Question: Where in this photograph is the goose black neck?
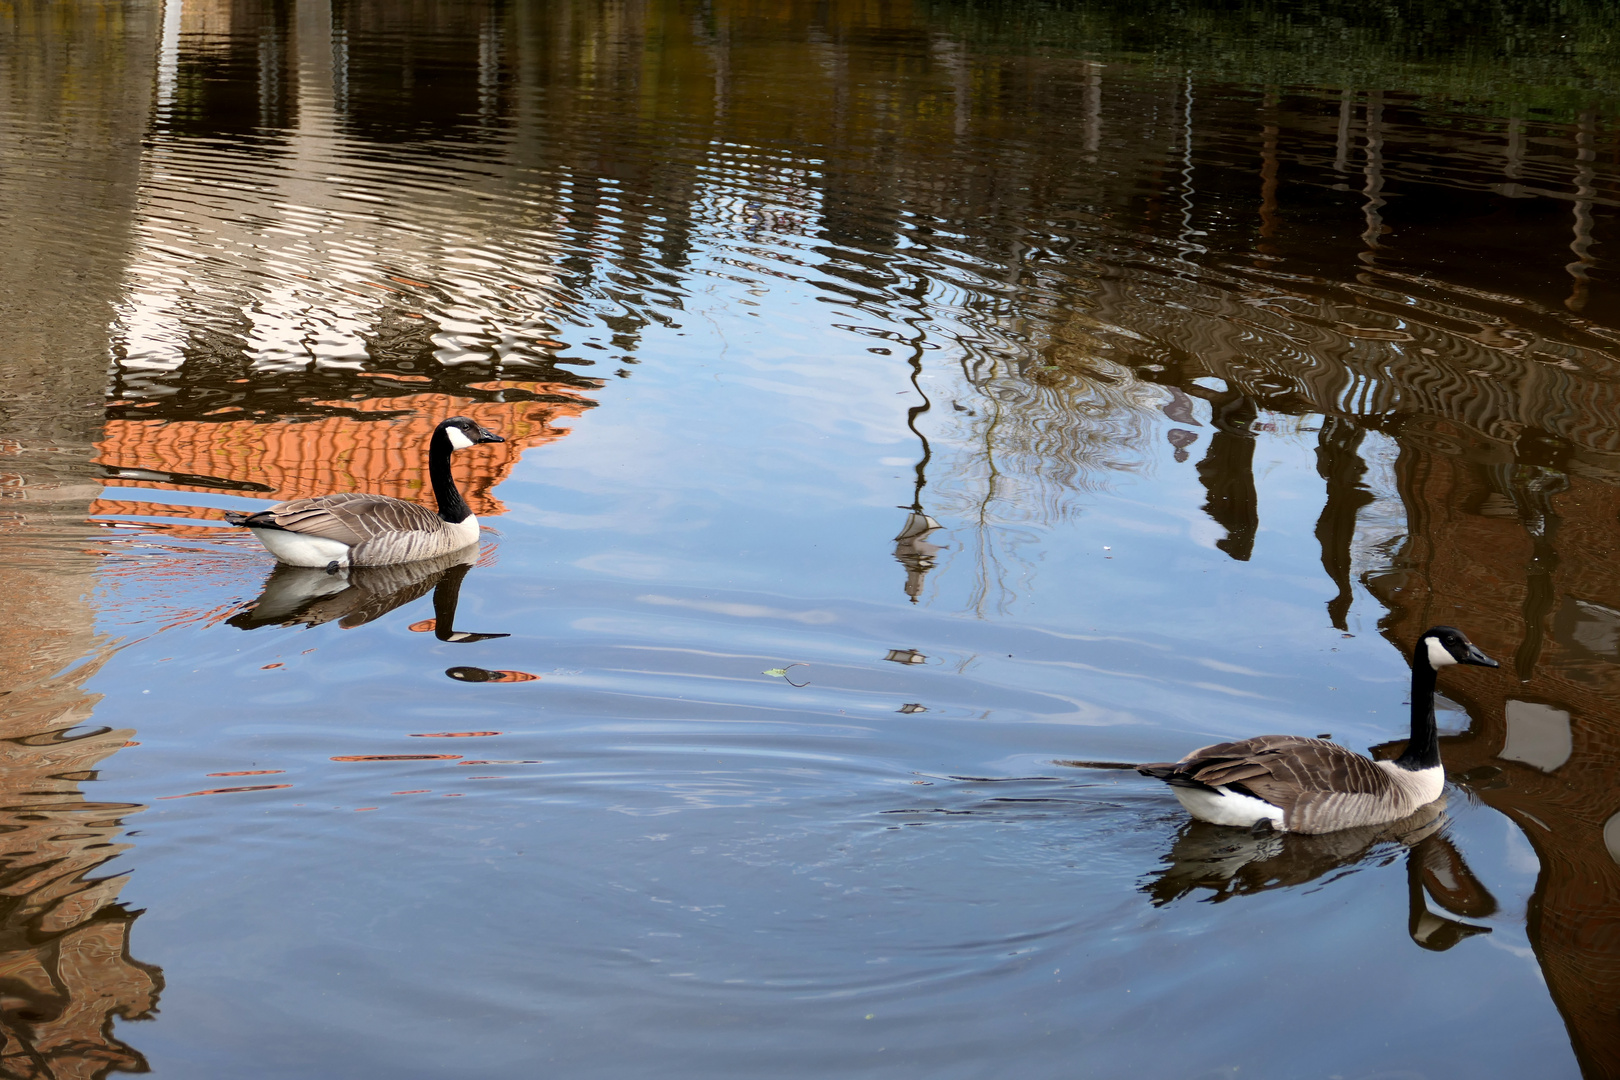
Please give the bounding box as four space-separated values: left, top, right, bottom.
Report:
429 430 472 524
1396 644 1441 771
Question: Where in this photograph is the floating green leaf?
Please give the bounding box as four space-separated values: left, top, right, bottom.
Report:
762 668 788 677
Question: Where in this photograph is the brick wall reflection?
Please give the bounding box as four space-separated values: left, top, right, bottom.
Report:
89 387 590 529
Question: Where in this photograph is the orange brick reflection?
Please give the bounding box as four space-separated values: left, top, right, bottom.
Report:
89 387 590 522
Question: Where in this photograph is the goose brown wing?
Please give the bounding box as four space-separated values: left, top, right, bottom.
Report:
248 493 443 547
1174 735 1392 815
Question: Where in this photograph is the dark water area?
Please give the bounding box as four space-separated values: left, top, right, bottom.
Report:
3 0 1620 1076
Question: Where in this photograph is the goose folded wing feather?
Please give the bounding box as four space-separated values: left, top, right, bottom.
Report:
1210 740 1394 813
1179 737 1392 800
1254 739 1392 794
1179 749 1275 789
263 494 445 544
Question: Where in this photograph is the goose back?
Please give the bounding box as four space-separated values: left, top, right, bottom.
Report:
1141 735 1444 834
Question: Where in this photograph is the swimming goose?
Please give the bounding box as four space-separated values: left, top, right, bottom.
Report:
1136 626 1497 834
223 416 505 568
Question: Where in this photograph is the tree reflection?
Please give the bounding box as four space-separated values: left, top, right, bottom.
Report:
894 343 943 604
1369 433 1620 1078
1314 416 1376 630
1192 391 1259 562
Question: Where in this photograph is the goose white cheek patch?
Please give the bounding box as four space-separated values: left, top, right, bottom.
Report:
445 426 475 450
1425 637 1458 668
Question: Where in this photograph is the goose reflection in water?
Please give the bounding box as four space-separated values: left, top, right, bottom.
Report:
1143 803 1496 952
227 550 508 642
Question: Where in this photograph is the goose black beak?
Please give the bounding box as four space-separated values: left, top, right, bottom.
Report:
1463 644 1499 668
476 428 505 444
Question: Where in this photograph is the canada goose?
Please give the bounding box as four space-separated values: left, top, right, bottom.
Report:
223 416 504 568
1136 626 1498 834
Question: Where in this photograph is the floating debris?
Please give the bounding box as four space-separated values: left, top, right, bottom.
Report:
762 663 809 686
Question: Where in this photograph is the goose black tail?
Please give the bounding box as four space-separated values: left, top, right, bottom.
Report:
1134 762 1222 792
224 510 283 530
1058 759 1217 791
1054 759 1141 771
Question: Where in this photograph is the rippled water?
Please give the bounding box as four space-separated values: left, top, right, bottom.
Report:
3 1 1620 1076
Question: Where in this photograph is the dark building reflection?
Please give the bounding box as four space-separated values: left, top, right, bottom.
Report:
170 0 297 139
1146 322 1620 1076
335 0 512 144
1364 430 1620 1080
1491 431 1573 682
1142 361 1620 1076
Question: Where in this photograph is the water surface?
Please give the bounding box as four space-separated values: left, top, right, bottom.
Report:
3 1 1620 1076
